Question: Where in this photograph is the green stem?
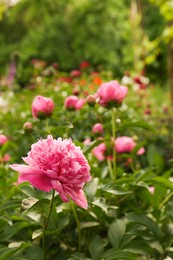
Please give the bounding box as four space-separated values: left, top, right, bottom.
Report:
70 200 81 252
159 191 173 209
107 159 114 182
111 108 116 181
45 119 51 134
43 189 55 260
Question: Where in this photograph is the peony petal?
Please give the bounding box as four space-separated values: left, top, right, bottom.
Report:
51 179 69 202
10 164 43 174
64 186 88 209
18 173 52 192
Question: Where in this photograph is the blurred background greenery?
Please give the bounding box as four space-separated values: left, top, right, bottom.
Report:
0 0 173 89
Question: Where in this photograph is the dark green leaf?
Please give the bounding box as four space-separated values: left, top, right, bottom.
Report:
101 184 131 195
89 235 107 260
100 249 136 260
108 219 126 249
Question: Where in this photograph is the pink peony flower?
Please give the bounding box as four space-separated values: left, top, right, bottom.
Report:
97 80 128 108
32 95 55 119
0 134 8 145
10 135 91 209
80 61 90 69
115 136 145 155
92 123 103 135
64 96 85 110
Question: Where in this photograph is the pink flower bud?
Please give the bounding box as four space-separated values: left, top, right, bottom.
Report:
0 134 8 145
92 123 103 135
32 95 55 119
97 80 128 108
23 122 33 132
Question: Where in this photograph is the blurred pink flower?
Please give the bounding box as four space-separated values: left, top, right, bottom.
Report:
32 95 55 119
70 70 81 77
65 96 85 110
92 143 106 161
97 80 128 108
0 153 11 163
83 138 91 145
0 134 8 145
115 136 145 155
92 123 103 135
10 135 91 209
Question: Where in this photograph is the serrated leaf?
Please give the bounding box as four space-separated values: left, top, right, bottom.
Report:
108 219 126 249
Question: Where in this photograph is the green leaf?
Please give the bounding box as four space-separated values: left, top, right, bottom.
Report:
0 242 31 260
118 121 154 132
0 200 21 211
146 144 165 174
101 184 131 195
100 249 136 260
127 213 163 239
123 240 153 255
80 221 100 229
25 244 44 260
17 183 38 198
85 177 99 202
32 229 43 239
147 176 173 190
108 219 126 249
88 235 107 260
0 222 31 242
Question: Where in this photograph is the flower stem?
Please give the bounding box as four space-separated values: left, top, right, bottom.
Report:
111 107 116 181
43 189 55 260
159 191 173 209
70 200 81 252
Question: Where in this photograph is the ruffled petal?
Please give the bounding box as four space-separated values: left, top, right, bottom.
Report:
10 164 42 174
65 186 88 209
18 173 52 192
51 179 69 202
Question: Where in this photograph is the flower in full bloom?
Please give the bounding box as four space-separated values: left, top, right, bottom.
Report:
115 136 145 155
92 123 103 135
97 80 128 108
64 96 85 110
32 95 55 119
0 134 8 145
10 135 91 209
